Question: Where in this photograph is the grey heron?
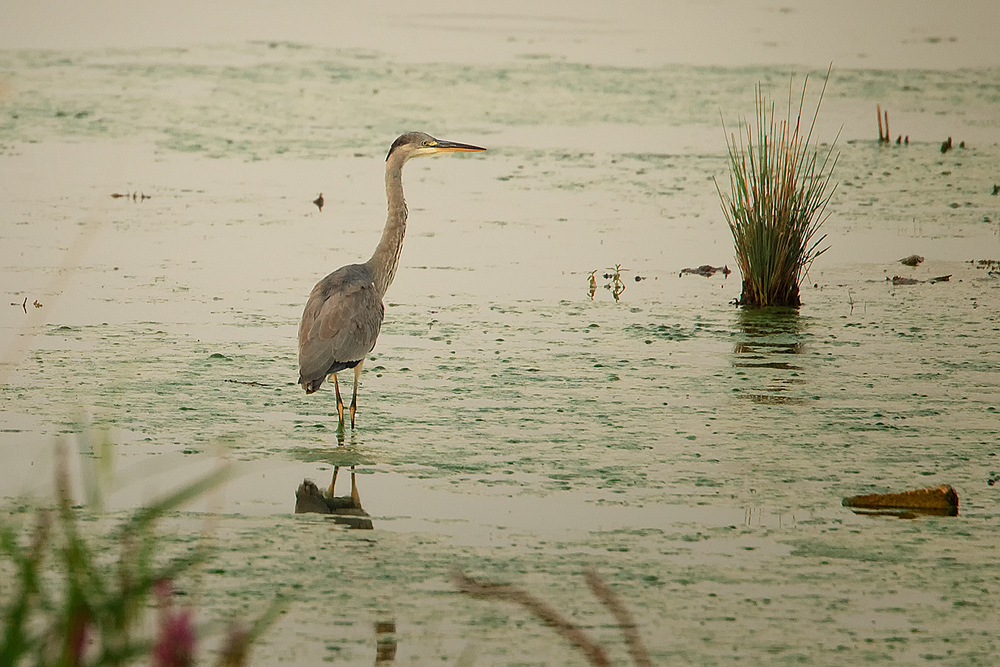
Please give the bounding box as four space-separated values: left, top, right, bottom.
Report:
297 132 486 428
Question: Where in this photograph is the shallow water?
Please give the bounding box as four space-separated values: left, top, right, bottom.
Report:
3 18 1000 667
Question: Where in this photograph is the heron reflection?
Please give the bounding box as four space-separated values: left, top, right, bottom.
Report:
295 466 372 529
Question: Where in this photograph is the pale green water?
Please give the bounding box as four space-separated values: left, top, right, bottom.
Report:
2 42 1000 665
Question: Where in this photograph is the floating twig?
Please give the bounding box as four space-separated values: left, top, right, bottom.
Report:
111 191 151 201
7 297 41 312
224 379 270 387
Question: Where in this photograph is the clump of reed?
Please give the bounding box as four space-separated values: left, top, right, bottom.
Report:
716 70 839 307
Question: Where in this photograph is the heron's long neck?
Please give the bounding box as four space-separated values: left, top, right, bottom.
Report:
367 157 408 297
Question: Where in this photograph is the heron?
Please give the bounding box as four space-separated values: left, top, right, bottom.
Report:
297 132 486 428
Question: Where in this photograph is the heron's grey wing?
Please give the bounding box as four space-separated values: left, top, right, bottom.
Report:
298 265 384 390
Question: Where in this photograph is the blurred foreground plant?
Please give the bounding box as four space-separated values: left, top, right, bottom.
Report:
0 450 283 667
716 68 839 307
455 568 652 667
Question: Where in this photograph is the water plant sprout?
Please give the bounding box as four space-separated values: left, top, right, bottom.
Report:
716 68 839 307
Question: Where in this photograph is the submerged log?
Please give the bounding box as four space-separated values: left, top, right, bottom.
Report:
843 484 958 517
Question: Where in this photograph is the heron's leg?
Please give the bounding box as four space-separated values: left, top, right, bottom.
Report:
328 465 340 498
350 361 364 429
349 467 361 508
333 373 345 425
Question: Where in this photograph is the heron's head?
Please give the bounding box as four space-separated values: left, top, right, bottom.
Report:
386 132 485 163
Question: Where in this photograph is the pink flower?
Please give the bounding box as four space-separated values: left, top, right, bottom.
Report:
152 579 196 667
152 609 196 667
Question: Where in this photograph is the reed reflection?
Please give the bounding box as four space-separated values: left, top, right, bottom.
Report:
732 307 809 405
375 620 397 663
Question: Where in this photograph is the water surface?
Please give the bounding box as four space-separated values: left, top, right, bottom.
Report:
2 15 1000 666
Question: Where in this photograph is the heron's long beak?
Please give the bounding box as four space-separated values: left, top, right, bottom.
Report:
432 140 486 154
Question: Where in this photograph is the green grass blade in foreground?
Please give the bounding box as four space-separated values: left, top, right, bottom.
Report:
122 464 237 536
0 516 49 665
